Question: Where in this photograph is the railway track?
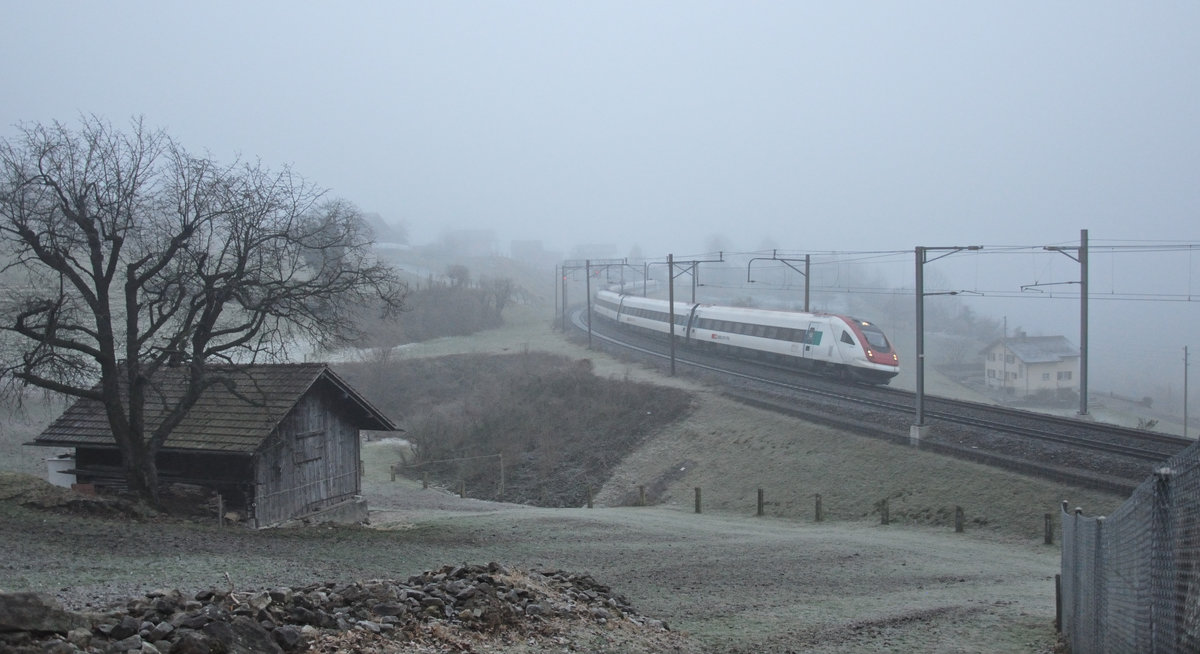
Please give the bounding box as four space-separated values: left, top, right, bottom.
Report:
570 309 1193 494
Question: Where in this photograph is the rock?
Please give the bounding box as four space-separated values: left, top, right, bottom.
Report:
173 612 208 630
67 627 92 648
109 615 141 640
248 592 272 612
270 625 304 651
370 602 406 617
109 633 143 651
0 592 88 634
147 621 175 642
167 631 211 654
202 617 281 654
41 639 77 654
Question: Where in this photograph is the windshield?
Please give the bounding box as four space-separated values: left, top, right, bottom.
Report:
860 325 891 352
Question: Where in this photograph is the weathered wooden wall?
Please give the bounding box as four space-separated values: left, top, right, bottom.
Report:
252 384 362 527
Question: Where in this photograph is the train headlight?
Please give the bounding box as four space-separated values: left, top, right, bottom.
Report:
866 350 873 358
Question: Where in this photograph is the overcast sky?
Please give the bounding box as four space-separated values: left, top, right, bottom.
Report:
3 3 1199 410
4 2 1198 258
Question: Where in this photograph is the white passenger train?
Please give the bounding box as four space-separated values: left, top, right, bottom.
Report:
593 290 899 384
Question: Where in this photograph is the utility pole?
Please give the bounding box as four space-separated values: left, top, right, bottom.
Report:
747 251 812 311
585 260 592 349
913 245 982 443
668 253 676 376
1043 229 1089 416
1186 345 1191 440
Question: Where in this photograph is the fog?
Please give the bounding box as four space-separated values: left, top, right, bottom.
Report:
3 3 1198 422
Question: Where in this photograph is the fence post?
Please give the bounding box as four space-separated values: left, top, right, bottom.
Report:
587 485 593 509
1093 516 1105 649
638 485 646 507
815 494 823 522
694 487 702 514
459 481 465 498
955 506 964 533
1045 512 1053 545
880 498 889 525
1072 506 1083 651
423 472 429 489
1150 468 1177 653
498 453 504 501
390 464 396 482
1055 573 1062 633
757 488 764 517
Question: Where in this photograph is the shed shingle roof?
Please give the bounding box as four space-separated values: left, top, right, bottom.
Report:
33 363 395 453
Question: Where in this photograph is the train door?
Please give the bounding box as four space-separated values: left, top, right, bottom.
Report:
801 321 823 359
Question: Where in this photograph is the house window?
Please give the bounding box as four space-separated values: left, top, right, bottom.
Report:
1005 354 1015 364
1058 371 1073 381
987 369 996 379
1042 373 1051 381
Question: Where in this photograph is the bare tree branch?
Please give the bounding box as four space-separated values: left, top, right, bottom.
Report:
0 116 407 504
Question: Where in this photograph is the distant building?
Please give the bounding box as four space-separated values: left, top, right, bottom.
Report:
982 336 1079 397
510 240 562 270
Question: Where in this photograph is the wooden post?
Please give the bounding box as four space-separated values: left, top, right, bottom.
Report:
587 485 593 509
694 487 702 514
459 481 465 498
1054 574 1062 632
1044 512 1054 545
815 494 823 522
390 464 396 482
638 485 646 507
757 488 764 517
423 472 429 489
217 494 224 527
880 498 889 525
498 453 504 501
955 506 965 533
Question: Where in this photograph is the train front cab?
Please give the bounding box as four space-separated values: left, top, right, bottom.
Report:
841 317 899 384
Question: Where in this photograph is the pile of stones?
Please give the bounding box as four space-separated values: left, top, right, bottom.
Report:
0 562 668 653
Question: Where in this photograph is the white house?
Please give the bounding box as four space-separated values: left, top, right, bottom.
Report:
982 336 1079 397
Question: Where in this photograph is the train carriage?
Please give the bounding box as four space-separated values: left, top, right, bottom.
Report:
594 290 899 384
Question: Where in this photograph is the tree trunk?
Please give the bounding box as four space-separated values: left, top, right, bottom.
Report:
123 438 161 506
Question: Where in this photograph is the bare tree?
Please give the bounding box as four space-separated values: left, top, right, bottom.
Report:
0 116 407 504
446 264 470 288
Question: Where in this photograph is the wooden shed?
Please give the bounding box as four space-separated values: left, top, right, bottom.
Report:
32 363 395 528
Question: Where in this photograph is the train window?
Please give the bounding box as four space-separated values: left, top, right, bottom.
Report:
765 327 777 339
860 325 891 351
841 330 855 345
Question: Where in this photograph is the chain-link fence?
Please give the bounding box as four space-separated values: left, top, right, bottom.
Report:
1061 439 1200 653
